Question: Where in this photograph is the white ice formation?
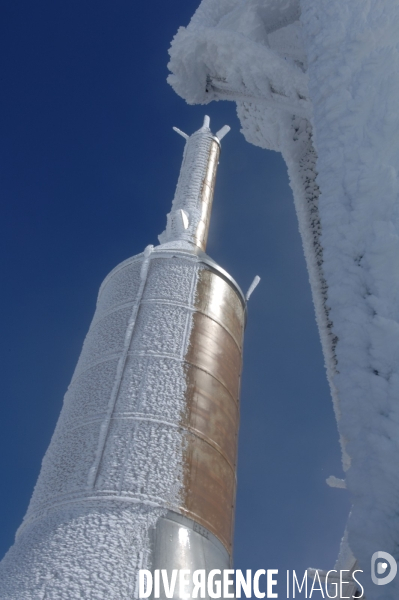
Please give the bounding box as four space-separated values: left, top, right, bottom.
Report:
0 244 202 598
0 118 232 599
159 115 229 247
168 1 399 597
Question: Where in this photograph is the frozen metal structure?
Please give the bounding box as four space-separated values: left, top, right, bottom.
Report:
0 117 249 599
167 1 399 598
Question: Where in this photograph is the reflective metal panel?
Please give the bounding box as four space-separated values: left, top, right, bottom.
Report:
185 312 242 401
194 139 221 251
184 366 238 467
180 266 245 555
151 511 231 600
195 268 245 349
181 432 236 555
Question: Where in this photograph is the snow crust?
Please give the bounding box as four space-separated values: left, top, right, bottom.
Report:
300 3 399 594
159 121 217 245
0 246 201 598
168 0 399 596
168 3 310 134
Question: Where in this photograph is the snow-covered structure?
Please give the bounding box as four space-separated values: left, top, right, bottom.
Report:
167 1 399 598
0 118 248 598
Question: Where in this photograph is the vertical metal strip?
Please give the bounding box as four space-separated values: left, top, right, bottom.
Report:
87 244 154 489
181 262 199 360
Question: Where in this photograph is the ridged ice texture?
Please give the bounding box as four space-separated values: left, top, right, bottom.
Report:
300 2 399 596
0 247 200 599
167 0 309 127
158 125 215 246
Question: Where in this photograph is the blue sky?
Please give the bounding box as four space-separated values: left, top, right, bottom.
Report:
0 0 350 593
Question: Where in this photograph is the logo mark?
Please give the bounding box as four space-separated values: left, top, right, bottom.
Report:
371 552 397 585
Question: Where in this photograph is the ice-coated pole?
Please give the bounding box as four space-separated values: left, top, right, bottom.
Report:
159 115 230 251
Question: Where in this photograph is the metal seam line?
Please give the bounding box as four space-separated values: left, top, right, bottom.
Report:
180 264 199 360
87 244 154 489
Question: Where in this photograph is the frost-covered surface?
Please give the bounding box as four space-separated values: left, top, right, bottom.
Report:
0 245 201 599
168 0 309 132
300 3 399 595
159 117 218 246
169 0 399 597
159 123 212 245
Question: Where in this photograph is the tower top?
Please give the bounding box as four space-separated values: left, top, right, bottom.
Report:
158 115 230 252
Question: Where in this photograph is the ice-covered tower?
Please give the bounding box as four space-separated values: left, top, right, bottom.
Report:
0 117 249 599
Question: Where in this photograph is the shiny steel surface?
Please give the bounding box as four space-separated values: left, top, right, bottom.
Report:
186 312 242 400
151 511 231 600
151 246 247 313
180 266 245 555
195 268 244 350
194 139 220 251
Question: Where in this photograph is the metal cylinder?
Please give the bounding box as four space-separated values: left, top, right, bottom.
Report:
0 116 243 600
193 138 220 251
180 263 244 552
0 245 245 599
158 124 222 252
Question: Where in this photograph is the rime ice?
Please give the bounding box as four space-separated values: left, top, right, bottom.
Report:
0 248 198 599
168 1 399 598
0 118 246 599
